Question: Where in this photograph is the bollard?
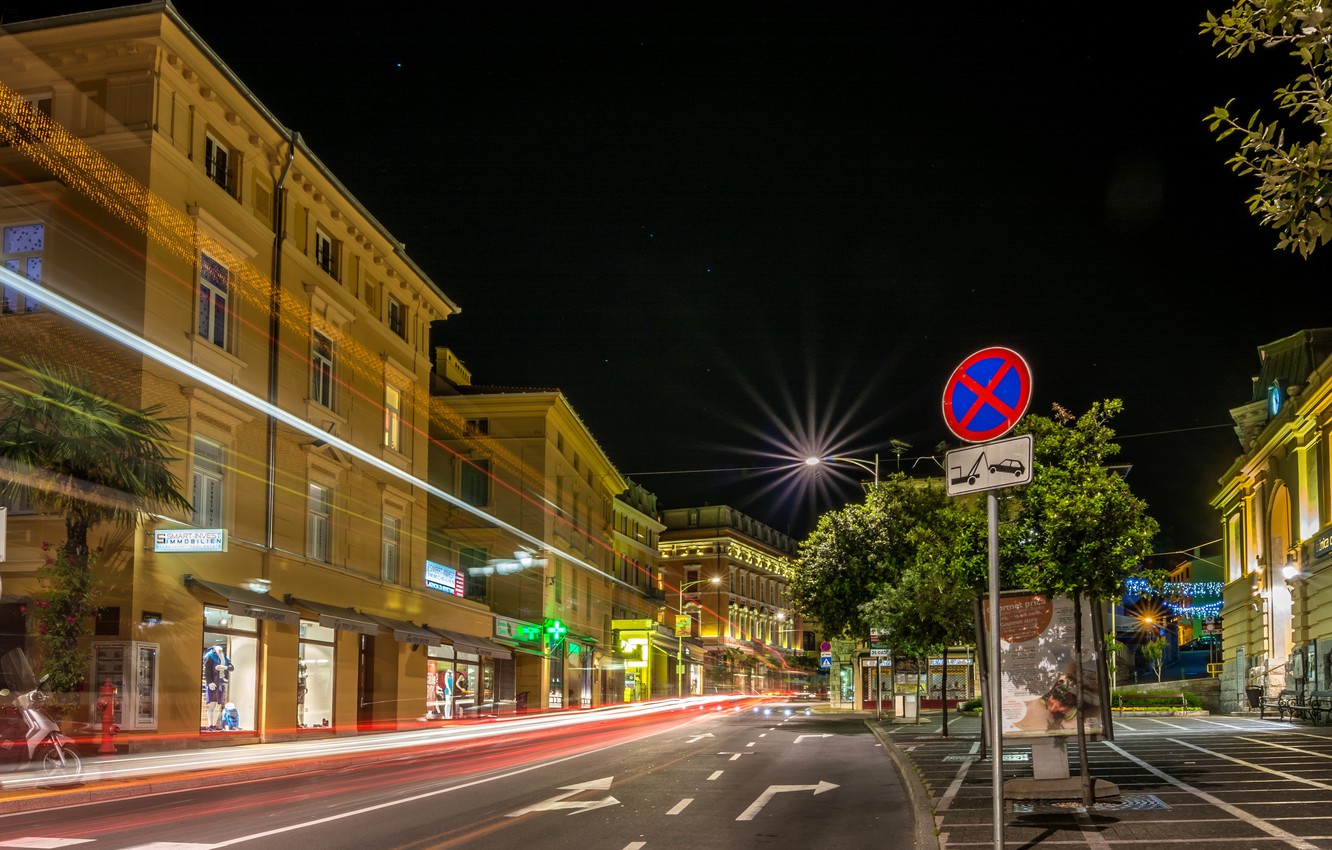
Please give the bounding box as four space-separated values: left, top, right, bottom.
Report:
97 678 117 754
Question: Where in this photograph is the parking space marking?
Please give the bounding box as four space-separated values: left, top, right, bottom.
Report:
1106 740 1322 850
1170 738 1332 789
1233 736 1332 760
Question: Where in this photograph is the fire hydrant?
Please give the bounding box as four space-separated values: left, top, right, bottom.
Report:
97 678 118 755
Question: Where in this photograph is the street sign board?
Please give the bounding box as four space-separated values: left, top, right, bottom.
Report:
942 347 1032 443
819 656 832 671
870 647 890 657
945 434 1033 496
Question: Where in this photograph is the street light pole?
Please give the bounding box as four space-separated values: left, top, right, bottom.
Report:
677 576 720 699
804 453 880 484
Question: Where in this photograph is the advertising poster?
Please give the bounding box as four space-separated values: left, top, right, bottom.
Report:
985 593 1102 738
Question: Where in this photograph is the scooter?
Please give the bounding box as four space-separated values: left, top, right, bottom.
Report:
0 648 82 785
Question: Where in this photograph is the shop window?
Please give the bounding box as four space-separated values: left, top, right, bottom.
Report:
201 606 257 733
1 222 44 314
298 620 335 729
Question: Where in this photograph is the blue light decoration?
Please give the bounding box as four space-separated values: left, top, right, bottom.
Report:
1121 578 1224 620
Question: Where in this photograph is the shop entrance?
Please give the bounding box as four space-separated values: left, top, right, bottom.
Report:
357 633 376 731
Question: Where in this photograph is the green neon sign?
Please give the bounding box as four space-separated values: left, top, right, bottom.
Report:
544 618 567 648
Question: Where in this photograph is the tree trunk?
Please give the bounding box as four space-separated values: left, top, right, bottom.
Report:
1073 592 1094 808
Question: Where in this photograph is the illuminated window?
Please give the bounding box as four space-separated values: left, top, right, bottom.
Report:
381 515 400 583
1 223 43 314
198 254 231 349
314 228 340 280
307 483 331 563
192 438 225 527
311 330 335 409
204 133 233 195
384 384 403 452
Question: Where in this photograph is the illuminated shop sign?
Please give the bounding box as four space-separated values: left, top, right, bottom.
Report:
425 560 465 596
1315 526 1332 560
154 529 227 553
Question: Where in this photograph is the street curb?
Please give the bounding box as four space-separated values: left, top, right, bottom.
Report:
867 720 940 850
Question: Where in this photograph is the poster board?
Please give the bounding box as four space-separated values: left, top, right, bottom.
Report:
983 592 1104 739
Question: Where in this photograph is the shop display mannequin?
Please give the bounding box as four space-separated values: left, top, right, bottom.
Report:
202 643 233 730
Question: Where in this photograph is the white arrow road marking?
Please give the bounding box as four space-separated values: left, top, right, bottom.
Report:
718 752 752 761
685 732 715 743
736 781 839 821
793 734 833 744
506 776 621 817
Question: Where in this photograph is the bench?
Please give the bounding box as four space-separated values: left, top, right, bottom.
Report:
1257 689 1287 720
1277 690 1313 721
1309 690 1332 725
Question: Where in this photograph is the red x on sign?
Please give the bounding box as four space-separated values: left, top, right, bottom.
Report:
941 347 1032 443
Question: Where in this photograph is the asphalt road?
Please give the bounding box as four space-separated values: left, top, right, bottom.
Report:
0 702 913 850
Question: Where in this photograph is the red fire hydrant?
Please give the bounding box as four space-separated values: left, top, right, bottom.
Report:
97 678 118 755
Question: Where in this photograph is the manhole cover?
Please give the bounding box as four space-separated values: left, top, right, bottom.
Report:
1011 795 1169 814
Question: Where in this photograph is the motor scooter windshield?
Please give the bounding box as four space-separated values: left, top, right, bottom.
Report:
0 648 37 692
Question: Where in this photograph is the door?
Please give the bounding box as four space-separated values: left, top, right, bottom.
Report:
357 634 375 732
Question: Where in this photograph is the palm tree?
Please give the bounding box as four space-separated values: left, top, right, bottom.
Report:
0 358 191 692
0 358 192 566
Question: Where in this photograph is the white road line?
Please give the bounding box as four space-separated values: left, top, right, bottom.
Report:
621 843 646 850
1141 717 1191 730
666 798 693 815
934 755 974 812
1073 809 1112 849
707 770 723 781
746 741 756 747
1170 738 1332 788
0 841 96 849
1233 736 1332 759
1105 740 1322 850
758 733 767 737
1190 717 1261 730
121 845 217 850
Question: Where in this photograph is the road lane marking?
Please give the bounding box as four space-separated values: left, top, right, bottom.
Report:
746 741 756 747
707 770 723 781
936 756 975 812
0 842 96 849
1105 740 1322 850
685 733 715 743
1232 735 1332 760
506 776 620 817
621 844 646 850
793 734 832 744
758 733 767 737
666 798 693 815
1142 717 1190 730
736 781 839 821
718 752 751 761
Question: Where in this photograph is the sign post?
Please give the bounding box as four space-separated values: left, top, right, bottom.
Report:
942 346 1033 850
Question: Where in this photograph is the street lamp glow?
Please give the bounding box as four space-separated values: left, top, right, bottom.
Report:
677 575 721 699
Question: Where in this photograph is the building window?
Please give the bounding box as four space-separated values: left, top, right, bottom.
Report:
461 547 487 598
381 515 400 584
1 222 43 314
384 384 403 452
314 228 340 280
311 330 335 409
461 459 491 507
204 133 233 195
307 483 331 563
387 296 406 339
465 418 488 436
198 254 231 349
192 437 225 527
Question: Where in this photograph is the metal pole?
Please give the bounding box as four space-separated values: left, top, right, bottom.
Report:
988 490 1004 850
876 660 881 721
677 583 684 699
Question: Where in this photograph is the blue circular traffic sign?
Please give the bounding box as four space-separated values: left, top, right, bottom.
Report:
942 347 1032 443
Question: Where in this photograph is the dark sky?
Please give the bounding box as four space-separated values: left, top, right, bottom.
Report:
10 2 1332 548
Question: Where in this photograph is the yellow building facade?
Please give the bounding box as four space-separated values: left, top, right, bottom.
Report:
0 4 511 748
1213 329 1332 713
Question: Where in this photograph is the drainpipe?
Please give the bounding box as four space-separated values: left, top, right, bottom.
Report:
265 131 299 550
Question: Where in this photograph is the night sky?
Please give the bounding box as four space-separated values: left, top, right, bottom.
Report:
8 2 1331 548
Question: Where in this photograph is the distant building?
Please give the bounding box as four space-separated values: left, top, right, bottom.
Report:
1213 329 1332 712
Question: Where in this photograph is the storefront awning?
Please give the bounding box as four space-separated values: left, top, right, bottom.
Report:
184 575 299 626
361 614 441 647
429 628 513 660
493 639 551 659
286 597 379 635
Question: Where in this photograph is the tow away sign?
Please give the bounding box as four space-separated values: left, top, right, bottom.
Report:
945 434 1033 497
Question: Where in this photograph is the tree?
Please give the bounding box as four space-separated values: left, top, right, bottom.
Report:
0 359 191 690
1007 400 1159 806
790 476 954 639
1142 636 1168 684
1203 2 1332 257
